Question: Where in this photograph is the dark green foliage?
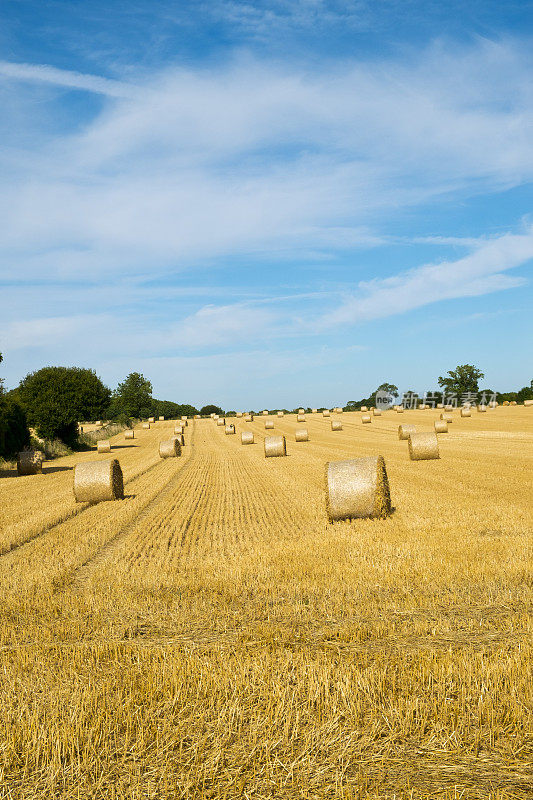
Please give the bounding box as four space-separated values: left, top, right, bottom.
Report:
152 400 199 419
114 373 153 419
0 394 31 458
200 405 225 416
344 382 399 410
438 364 484 396
18 366 111 446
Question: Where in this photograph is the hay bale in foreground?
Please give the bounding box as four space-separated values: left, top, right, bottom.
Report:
142 422 150 429
398 424 416 440
225 424 236 435
460 407 471 417
241 431 254 445
264 435 286 457
159 439 181 458
297 413 305 422
408 432 439 460
372 408 382 416
265 420 274 429
325 456 391 521
124 430 135 439
331 420 343 431
434 420 448 433
440 413 453 423
17 450 44 476
295 428 309 442
217 418 225 426
361 406 368 412
477 404 487 413
73 459 124 503
97 440 111 453
322 409 330 417
361 414 371 424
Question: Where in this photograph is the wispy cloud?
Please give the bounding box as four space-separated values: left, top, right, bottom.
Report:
0 60 136 98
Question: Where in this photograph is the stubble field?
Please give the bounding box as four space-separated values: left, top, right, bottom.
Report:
0 407 531 799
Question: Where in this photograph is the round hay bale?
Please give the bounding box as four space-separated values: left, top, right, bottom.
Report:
361 406 368 412
174 425 184 435
124 430 135 439
361 414 371 424
331 420 343 431
172 433 185 446
241 431 254 445
277 411 284 417
440 413 453 423
181 416 188 421
262 410 269 416
477 404 487 413
264 434 286 457
298 408 305 414
444 405 454 412
335 407 344 413
434 420 448 433
488 401 498 408
503 401 510 406
159 439 181 458
436 404 444 410
460 407 471 418
325 456 391 521
396 406 404 413
408 432 439 460
97 440 111 453
216 418 225 426
322 409 330 417
17 450 44 476
295 428 309 442
225 424 236 435
194 414 200 419
398 424 416 440
95 420 103 427
236 412 243 417
265 420 274 429
311 408 318 414
210 413 216 418
73 459 124 503
142 422 151 429
244 415 253 422
372 408 382 416
148 417 155 423
524 399 533 407
510 401 517 406
296 413 305 422
158 415 165 421
418 404 427 410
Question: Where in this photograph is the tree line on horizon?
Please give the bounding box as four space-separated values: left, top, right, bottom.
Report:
0 357 532 459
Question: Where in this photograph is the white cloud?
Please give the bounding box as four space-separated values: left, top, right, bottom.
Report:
0 61 135 98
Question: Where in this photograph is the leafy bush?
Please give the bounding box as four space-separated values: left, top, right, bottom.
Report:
0 395 31 458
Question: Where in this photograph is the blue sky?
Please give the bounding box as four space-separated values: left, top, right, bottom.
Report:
1 0 532 408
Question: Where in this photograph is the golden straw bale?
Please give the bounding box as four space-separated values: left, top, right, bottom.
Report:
477 404 487 412
73 459 124 503
322 409 330 417
372 408 382 416
440 413 453 423
172 434 185 446
148 417 155 423
488 401 498 408
336 407 344 413
194 414 201 419
97 440 111 453
262 410 269 415
295 428 309 442
265 420 274 429
264 434 287 457
277 411 284 417
217 418 225 426
436 404 444 409
325 456 391 521
174 426 184 435
398 424 416 440
524 400 533 407
396 407 404 413
210 413 216 418
159 439 181 458
158 415 165 421
418 404 427 410
298 408 305 414
460 407 471 417
236 412 243 417
510 401 517 406
311 408 318 413
181 416 188 421
17 450 44 476
142 422 150 429
361 406 368 412
408 432 440 460
244 415 253 422
225 424 236 435
297 413 305 422
503 401 510 406
444 405 453 412
361 414 371 424
241 431 254 445
95 420 103 427
124 430 135 439
434 420 448 433
331 420 343 431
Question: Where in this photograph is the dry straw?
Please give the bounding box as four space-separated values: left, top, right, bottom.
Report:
440 413 453 423
372 408 382 416
210 413 216 418
510 401 517 406
236 412 243 417
217 418 225 426
124 430 135 439
325 456 391 521
524 400 533 407
396 406 404 413
460 407 471 417
503 401 510 406
298 408 305 414
322 409 330 417
331 420 343 431
408 432 440 460
225 424 236 435
434 420 448 433
361 406 368 412
478 404 487 413
174 426 184 435
142 422 150 429
264 434 287 457
398 424 416 440
159 439 181 458
158 415 165 421
488 401 498 408
436 404 444 410
295 428 309 442
312 408 318 413
244 415 253 422
277 411 284 417
241 431 254 445
263 410 269 415
336 407 344 413
95 420 103 427
181 416 188 421
361 414 371 424
17 450 44 476
97 440 111 453
419 404 427 410
296 413 305 422
265 420 274 429
172 433 185 446
148 417 155 423
73 459 124 503
444 405 454 412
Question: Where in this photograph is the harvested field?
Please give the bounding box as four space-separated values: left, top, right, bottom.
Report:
0 408 531 799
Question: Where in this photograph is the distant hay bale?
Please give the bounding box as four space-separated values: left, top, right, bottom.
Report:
325 456 391 521
244 415 253 422
434 420 448 433
312 408 318 413
396 407 404 413
322 409 330 417
298 408 305 414
277 411 284 417
142 422 150 429
503 401 510 406
181 416 188 421
217 418 225 426
295 428 309 442
408 432 440 461
236 412 243 417
210 413 216 418
241 431 254 445
263 410 269 415
174 426 184 435
264 434 287 457
372 408 382 416
17 450 44 476
124 430 135 439
194 414 201 419
524 399 533 407
488 401 498 408
265 420 274 429
436 404 444 410
444 405 453 412
159 415 165 421
361 414 371 424
97 440 111 453
73 459 124 503
95 420 103 427
477 404 487 412
398 424 416 440
510 401 517 406
460 407 471 417
361 406 368 412
225 424 236 435
331 420 343 431
172 433 185 446
336 407 344 413
418 404 427 410
440 413 453 423
148 417 155 423
159 439 181 458
297 413 305 422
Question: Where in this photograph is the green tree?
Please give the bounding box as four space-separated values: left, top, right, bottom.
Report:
0 352 31 457
114 372 153 419
438 364 484 396
200 404 224 416
18 366 111 445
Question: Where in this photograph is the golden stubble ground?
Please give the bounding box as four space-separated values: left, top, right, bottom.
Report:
0 409 531 799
